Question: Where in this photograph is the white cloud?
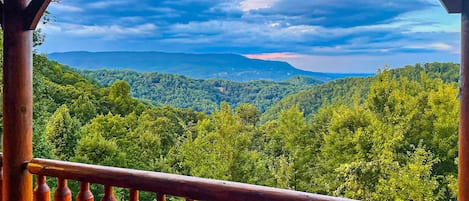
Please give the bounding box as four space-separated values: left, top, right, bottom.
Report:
406 42 455 52
43 23 157 39
395 6 460 33
49 3 83 12
240 0 281 12
87 1 129 9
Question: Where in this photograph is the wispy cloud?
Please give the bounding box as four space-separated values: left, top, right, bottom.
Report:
44 23 157 39
49 3 84 12
240 0 280 12
406 42 460 54
87 0 130 9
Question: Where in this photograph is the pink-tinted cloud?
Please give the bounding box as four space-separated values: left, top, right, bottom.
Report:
244 52 302 60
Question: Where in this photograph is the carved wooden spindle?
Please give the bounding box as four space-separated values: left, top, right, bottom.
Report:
0 167 3 201
76 182 94 201
101 185 117 201
156 193 166 201
34 175 50 201
54 178 72 201
129 189 139 201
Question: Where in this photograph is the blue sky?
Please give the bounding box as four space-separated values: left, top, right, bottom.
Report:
38 0 460 73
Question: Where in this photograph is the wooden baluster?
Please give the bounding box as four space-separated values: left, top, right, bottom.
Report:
156 193 166 201
0 167 3 201
34 175 50 201
76 182 94 201
101 185 117 201
129 189 139 201
54 178 72 201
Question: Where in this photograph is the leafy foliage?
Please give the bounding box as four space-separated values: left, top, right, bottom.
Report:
0 54 460 201
82 70 321 113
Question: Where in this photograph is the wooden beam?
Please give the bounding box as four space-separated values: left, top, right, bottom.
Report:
440 0 462 13
23 0 52 30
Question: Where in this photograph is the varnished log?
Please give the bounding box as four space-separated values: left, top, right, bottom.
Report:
0 153 3 201
76 182 94 201
156 193 166 201
129 189 139 201
54 178 71 201
2 0 34 200
101 185 117 201
28 158 355 201
34 175 50 201
461 2 469 201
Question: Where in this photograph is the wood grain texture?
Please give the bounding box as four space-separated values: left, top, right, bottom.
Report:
2 0 34 199
33 175 50 201
101 186 116 201
28 158 356 201
129 189 139 201
76 182 93 201
54 178 71 201
461 1 469 200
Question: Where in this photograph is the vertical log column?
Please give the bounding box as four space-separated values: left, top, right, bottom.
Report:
463 1 469 200
2 0 33 200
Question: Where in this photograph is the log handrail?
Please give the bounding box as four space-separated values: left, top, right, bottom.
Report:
27 158 356 201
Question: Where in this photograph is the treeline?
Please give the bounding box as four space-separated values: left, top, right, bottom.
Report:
0 54 460 200
81 69 321 113
262 62 459 122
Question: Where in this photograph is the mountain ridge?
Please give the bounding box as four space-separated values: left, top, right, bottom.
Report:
48 51 373 82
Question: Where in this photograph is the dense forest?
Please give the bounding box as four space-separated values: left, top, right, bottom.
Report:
81 69 322 113
0 53 460 200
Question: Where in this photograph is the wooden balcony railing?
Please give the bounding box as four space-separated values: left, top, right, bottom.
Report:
0 154 356 201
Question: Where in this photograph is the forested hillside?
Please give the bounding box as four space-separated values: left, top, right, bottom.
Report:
261 62 459 122
81 69 321 113
1 55 460 200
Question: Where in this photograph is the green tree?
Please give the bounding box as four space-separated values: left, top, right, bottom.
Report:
46 104 80 160
180 102 253 181
71 94 97 123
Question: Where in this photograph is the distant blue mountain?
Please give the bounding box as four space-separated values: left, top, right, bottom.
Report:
48 51 373 82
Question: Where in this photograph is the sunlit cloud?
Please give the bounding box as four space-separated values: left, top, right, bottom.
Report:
406 43 456 52
240 0 281 11
244 52 302 60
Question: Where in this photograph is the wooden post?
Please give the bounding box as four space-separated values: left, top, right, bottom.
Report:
1 0 50 200
2 0 34 199
462 1 469 200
